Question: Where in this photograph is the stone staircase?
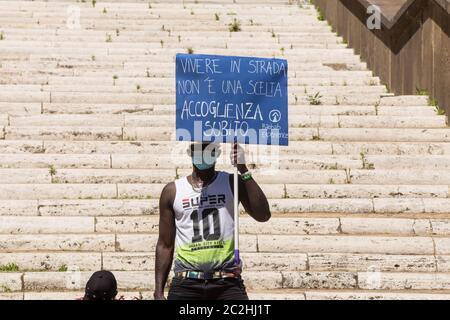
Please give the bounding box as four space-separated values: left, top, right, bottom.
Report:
1 0 450 300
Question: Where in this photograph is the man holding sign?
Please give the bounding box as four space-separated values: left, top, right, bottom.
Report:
154 54 288 300
154 142 270 300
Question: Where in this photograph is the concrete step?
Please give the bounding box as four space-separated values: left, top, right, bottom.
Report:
0 196 444 216
0 216 95 234
0 64 370 77
0 92 387 106
0 233 243 253
0 140 442 156
34 104 435 117
304 290 450 300
14 290 297 301
2 270 450 292
0 154 112 168
7 126 449 142
7 9 321 19
0 233 448 255
5 139 450 156
0 180 448 201
1 28 339 38
0 39 347 50
0 54 362 67
0 252 101 272
273 155 450 170
0 234 117 252
2 153 450 176
0 76 49 86
0 85 386 96
0 102 42 115
357 272 450 290
0 164 448 185
123 154 450 171
380 95 430 106
42 75 379 86
1 54 359 66
282 185 449 200
0 1 313 7
74 63 370 76
3 289 450 300
18 291 153 300
0 168 51 183
2 251 449 273
8 114 445 129
0 69 374 79
312 128 450 142
257 235 440 255
42 76 381 87
0 199 160 216
328 142 450 155
2 216 449 236
0 92 50 103
0 47 360 61
5 126 124 141
0 13 323 23
0 50 366 63
1 252 302 272
308 253 450 272
0 22 334 33
2 31 343 41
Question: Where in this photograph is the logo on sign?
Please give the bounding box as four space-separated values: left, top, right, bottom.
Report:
269 110 282 123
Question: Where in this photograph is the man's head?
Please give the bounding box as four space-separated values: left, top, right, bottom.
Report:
187 142 221 171
83 270 118 301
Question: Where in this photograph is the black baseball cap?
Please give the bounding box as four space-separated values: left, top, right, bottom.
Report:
83 271 118 301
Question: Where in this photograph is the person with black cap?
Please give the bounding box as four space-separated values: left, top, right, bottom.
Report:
154 142 271 300
83 270 118 301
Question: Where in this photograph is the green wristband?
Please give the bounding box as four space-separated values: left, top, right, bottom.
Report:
241 171 253 182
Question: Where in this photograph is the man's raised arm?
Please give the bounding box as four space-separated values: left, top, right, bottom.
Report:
154 182 176 300
230 143 271 222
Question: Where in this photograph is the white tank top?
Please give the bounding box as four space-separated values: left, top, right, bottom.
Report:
172 171 239 274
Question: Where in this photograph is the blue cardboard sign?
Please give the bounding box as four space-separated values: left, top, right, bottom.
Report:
176 53 288 146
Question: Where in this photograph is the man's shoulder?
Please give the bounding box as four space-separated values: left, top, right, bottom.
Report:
163 181 176 191
160 181 176 199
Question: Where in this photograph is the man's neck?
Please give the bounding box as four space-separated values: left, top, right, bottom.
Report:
192 166 217 184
